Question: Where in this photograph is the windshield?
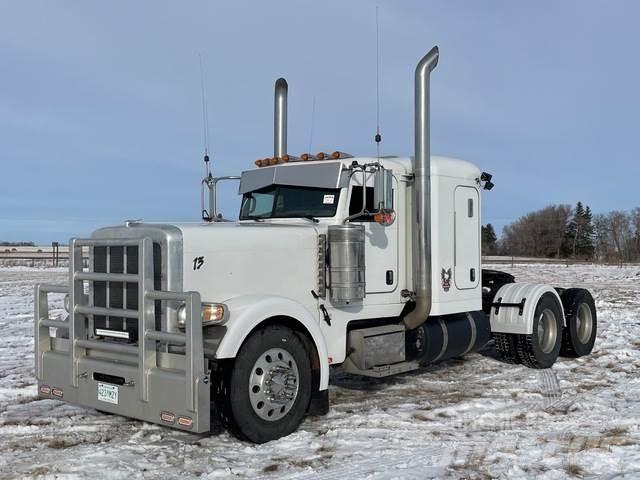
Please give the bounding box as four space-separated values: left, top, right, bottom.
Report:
240 185 340 220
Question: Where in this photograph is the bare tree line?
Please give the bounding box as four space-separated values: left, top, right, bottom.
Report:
593 209 640 262
484 204 640 263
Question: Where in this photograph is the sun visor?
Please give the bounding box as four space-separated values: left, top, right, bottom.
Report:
238 162 348 194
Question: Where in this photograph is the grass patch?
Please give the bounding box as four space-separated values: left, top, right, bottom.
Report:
412 413 430 422
30 466 53 477
317 445 334 454
291 459 314 468
262 464 279 473
447 449 491 478
565 463 584 477
607 426 628 436
47 439 80 449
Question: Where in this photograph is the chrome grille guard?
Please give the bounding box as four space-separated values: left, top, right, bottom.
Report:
35 236 210 431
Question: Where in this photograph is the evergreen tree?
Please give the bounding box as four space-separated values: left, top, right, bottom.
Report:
482 224 498 255
561 203 579 257
577 205 595 258
561 202 596 259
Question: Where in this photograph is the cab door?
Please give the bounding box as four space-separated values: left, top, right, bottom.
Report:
347 180 398 294
454 186 480 290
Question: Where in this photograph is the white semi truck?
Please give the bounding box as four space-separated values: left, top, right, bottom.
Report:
35 46 597 443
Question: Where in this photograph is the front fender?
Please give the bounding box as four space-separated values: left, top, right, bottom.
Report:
215 294 329 390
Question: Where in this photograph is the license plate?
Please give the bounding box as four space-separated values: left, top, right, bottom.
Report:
97 383 119 404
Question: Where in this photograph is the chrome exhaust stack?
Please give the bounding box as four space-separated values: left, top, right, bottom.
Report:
403 46 439 330
274 78 288 158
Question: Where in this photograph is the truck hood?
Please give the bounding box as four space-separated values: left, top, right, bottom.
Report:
174 222 321 307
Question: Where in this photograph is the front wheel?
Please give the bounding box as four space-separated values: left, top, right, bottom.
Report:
224 325 312 443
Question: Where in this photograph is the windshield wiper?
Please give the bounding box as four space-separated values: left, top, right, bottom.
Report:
300 215 319 223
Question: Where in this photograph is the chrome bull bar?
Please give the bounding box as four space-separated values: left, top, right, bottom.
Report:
35 236 209 430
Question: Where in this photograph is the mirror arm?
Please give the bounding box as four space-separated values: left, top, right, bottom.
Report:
201 175 241 222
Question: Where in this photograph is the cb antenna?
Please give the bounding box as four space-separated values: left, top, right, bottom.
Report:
374 6 382 159
308 95 316 154
199 53 211 178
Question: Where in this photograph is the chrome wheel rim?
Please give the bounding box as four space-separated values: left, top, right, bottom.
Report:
537 308 558 354
248 348 300 422
576 303 593 344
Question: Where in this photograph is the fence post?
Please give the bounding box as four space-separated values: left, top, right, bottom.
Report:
52 241 59 267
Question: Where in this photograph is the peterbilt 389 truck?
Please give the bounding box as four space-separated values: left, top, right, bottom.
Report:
35 46 597 443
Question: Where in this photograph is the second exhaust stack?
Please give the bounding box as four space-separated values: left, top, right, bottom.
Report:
403 46 439 330
274 78 288 158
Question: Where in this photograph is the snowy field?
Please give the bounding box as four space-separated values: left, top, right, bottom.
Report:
1 264 639 479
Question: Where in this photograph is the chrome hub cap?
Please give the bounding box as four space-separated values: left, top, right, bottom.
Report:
537 308 558 354
576 303 593 344
248 348 299 421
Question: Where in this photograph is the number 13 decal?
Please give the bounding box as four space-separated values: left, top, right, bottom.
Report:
193 256 204 270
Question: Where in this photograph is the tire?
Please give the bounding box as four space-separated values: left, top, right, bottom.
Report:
219 325 312 443
559 288 597 357
493 332 520 364
516 292 563 369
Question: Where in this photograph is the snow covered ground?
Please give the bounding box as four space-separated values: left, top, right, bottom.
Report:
1 264 639 479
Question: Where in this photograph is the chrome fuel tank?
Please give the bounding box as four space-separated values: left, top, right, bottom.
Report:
327 224 365 304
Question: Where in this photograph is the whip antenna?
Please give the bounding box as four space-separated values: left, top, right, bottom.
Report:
308 95 316 154
374 6 382 159
199 53 211 177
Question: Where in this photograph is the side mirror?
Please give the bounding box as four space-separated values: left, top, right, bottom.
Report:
372 167 395 226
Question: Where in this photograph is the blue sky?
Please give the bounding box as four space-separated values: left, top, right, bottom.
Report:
1 1 639 244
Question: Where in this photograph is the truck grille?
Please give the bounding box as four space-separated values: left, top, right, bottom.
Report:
92 243 162 341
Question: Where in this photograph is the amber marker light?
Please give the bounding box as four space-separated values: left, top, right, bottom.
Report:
160 412 176 424
373 210 396 226
202 303 226 325
331 151 341 159
177 416 193 428
301 153 310 161
316 152 326 160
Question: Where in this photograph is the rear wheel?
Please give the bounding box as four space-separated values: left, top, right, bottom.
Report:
517 292 563 369
493 332 520 364
221 325 312 443
559 288 597 357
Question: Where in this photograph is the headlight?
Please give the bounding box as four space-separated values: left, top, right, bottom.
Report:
64 294 70 313
177 303 227 328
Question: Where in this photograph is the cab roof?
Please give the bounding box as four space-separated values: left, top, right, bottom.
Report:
238 155 481 194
